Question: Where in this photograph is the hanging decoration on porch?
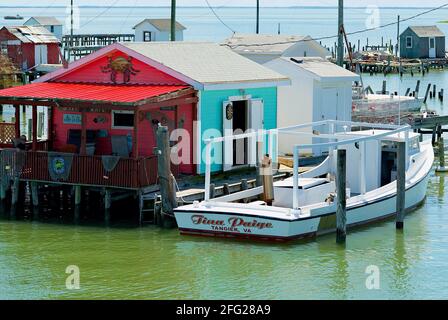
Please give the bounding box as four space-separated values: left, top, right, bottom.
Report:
101 55 140 84
225 103 233 120
101 155 120 173
48 153 73 181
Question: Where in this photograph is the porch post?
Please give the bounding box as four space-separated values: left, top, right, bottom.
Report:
14 104 20 138
133 110 139 159
80 109 87 155
32 106 38 151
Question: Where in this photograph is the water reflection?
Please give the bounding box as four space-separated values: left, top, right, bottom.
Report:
390 231 411 295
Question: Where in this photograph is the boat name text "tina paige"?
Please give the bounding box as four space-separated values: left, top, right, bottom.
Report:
191 215 273 230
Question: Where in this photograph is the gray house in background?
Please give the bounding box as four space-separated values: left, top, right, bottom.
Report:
400 26 445 59
24 17 63 40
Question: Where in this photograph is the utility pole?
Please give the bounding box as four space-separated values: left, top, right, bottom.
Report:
171 0 176 41
397 15 400 56
337 0 344 66
256 0 260 34
70 0 74 43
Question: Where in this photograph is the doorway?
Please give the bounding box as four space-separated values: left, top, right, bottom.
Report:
429 37 436 58
223 98 264 171
231 100 248 166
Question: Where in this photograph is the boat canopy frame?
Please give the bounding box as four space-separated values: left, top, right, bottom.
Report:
203 120 412 208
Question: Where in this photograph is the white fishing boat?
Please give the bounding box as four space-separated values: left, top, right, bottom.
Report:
174 120 434 242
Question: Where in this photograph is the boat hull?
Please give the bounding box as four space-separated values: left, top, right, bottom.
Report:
175 171 431 242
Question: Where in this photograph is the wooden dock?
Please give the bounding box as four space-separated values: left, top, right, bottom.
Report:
62 34 134 61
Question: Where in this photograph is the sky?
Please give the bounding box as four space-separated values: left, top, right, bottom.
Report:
1 0 448 7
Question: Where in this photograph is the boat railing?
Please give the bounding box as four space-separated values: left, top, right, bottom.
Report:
202 120 412 204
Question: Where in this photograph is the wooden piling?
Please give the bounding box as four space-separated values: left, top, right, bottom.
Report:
432 127 437 146
424 83 432 103
10 176 19 218
74 185 81 222
396 142 406 229
155 126 177 220
415 80 420 97
382 80 387 94
223 183 230 195
209 183 216 199
30 182 39 218
336 149 347 244
104 189 111 225
436 137 448 172
433 84 437 97
138 190 144 226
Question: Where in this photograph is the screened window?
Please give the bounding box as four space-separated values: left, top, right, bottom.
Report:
112 111 134 129
406 36 413 48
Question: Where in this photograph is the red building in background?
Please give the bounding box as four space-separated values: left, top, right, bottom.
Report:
0 25 60 70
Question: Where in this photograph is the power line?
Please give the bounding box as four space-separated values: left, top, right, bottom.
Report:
204 0 236 34
223 3 448 49
119 0 138 34
79 0 121 29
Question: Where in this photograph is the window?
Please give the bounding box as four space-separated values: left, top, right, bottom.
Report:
50 26 54 33
430 38 435 49
143 31 152 42
112 111 134 129
406 36 413 48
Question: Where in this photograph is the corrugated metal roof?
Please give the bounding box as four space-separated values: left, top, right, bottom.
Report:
0 83 189 104
26 16 62 26
409 26 445 37
122 42 289 86
4 26 59 44
133 19 186 31
222 34 309 54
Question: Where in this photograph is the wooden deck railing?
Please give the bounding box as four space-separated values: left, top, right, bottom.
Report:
1 150 161 189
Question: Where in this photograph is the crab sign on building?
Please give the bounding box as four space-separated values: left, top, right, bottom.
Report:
101 55 140 84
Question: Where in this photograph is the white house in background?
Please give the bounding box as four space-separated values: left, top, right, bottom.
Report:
133 19 186 42
222 34 331 64
264 57 359 156
24 16 63 40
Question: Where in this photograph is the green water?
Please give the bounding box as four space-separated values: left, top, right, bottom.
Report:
0 169 447 300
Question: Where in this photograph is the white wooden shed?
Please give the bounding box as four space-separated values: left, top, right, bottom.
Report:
264 57 359 156
133 19 186 42
222 34 331 64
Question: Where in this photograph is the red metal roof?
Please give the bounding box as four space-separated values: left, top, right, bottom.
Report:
0 82 190 104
